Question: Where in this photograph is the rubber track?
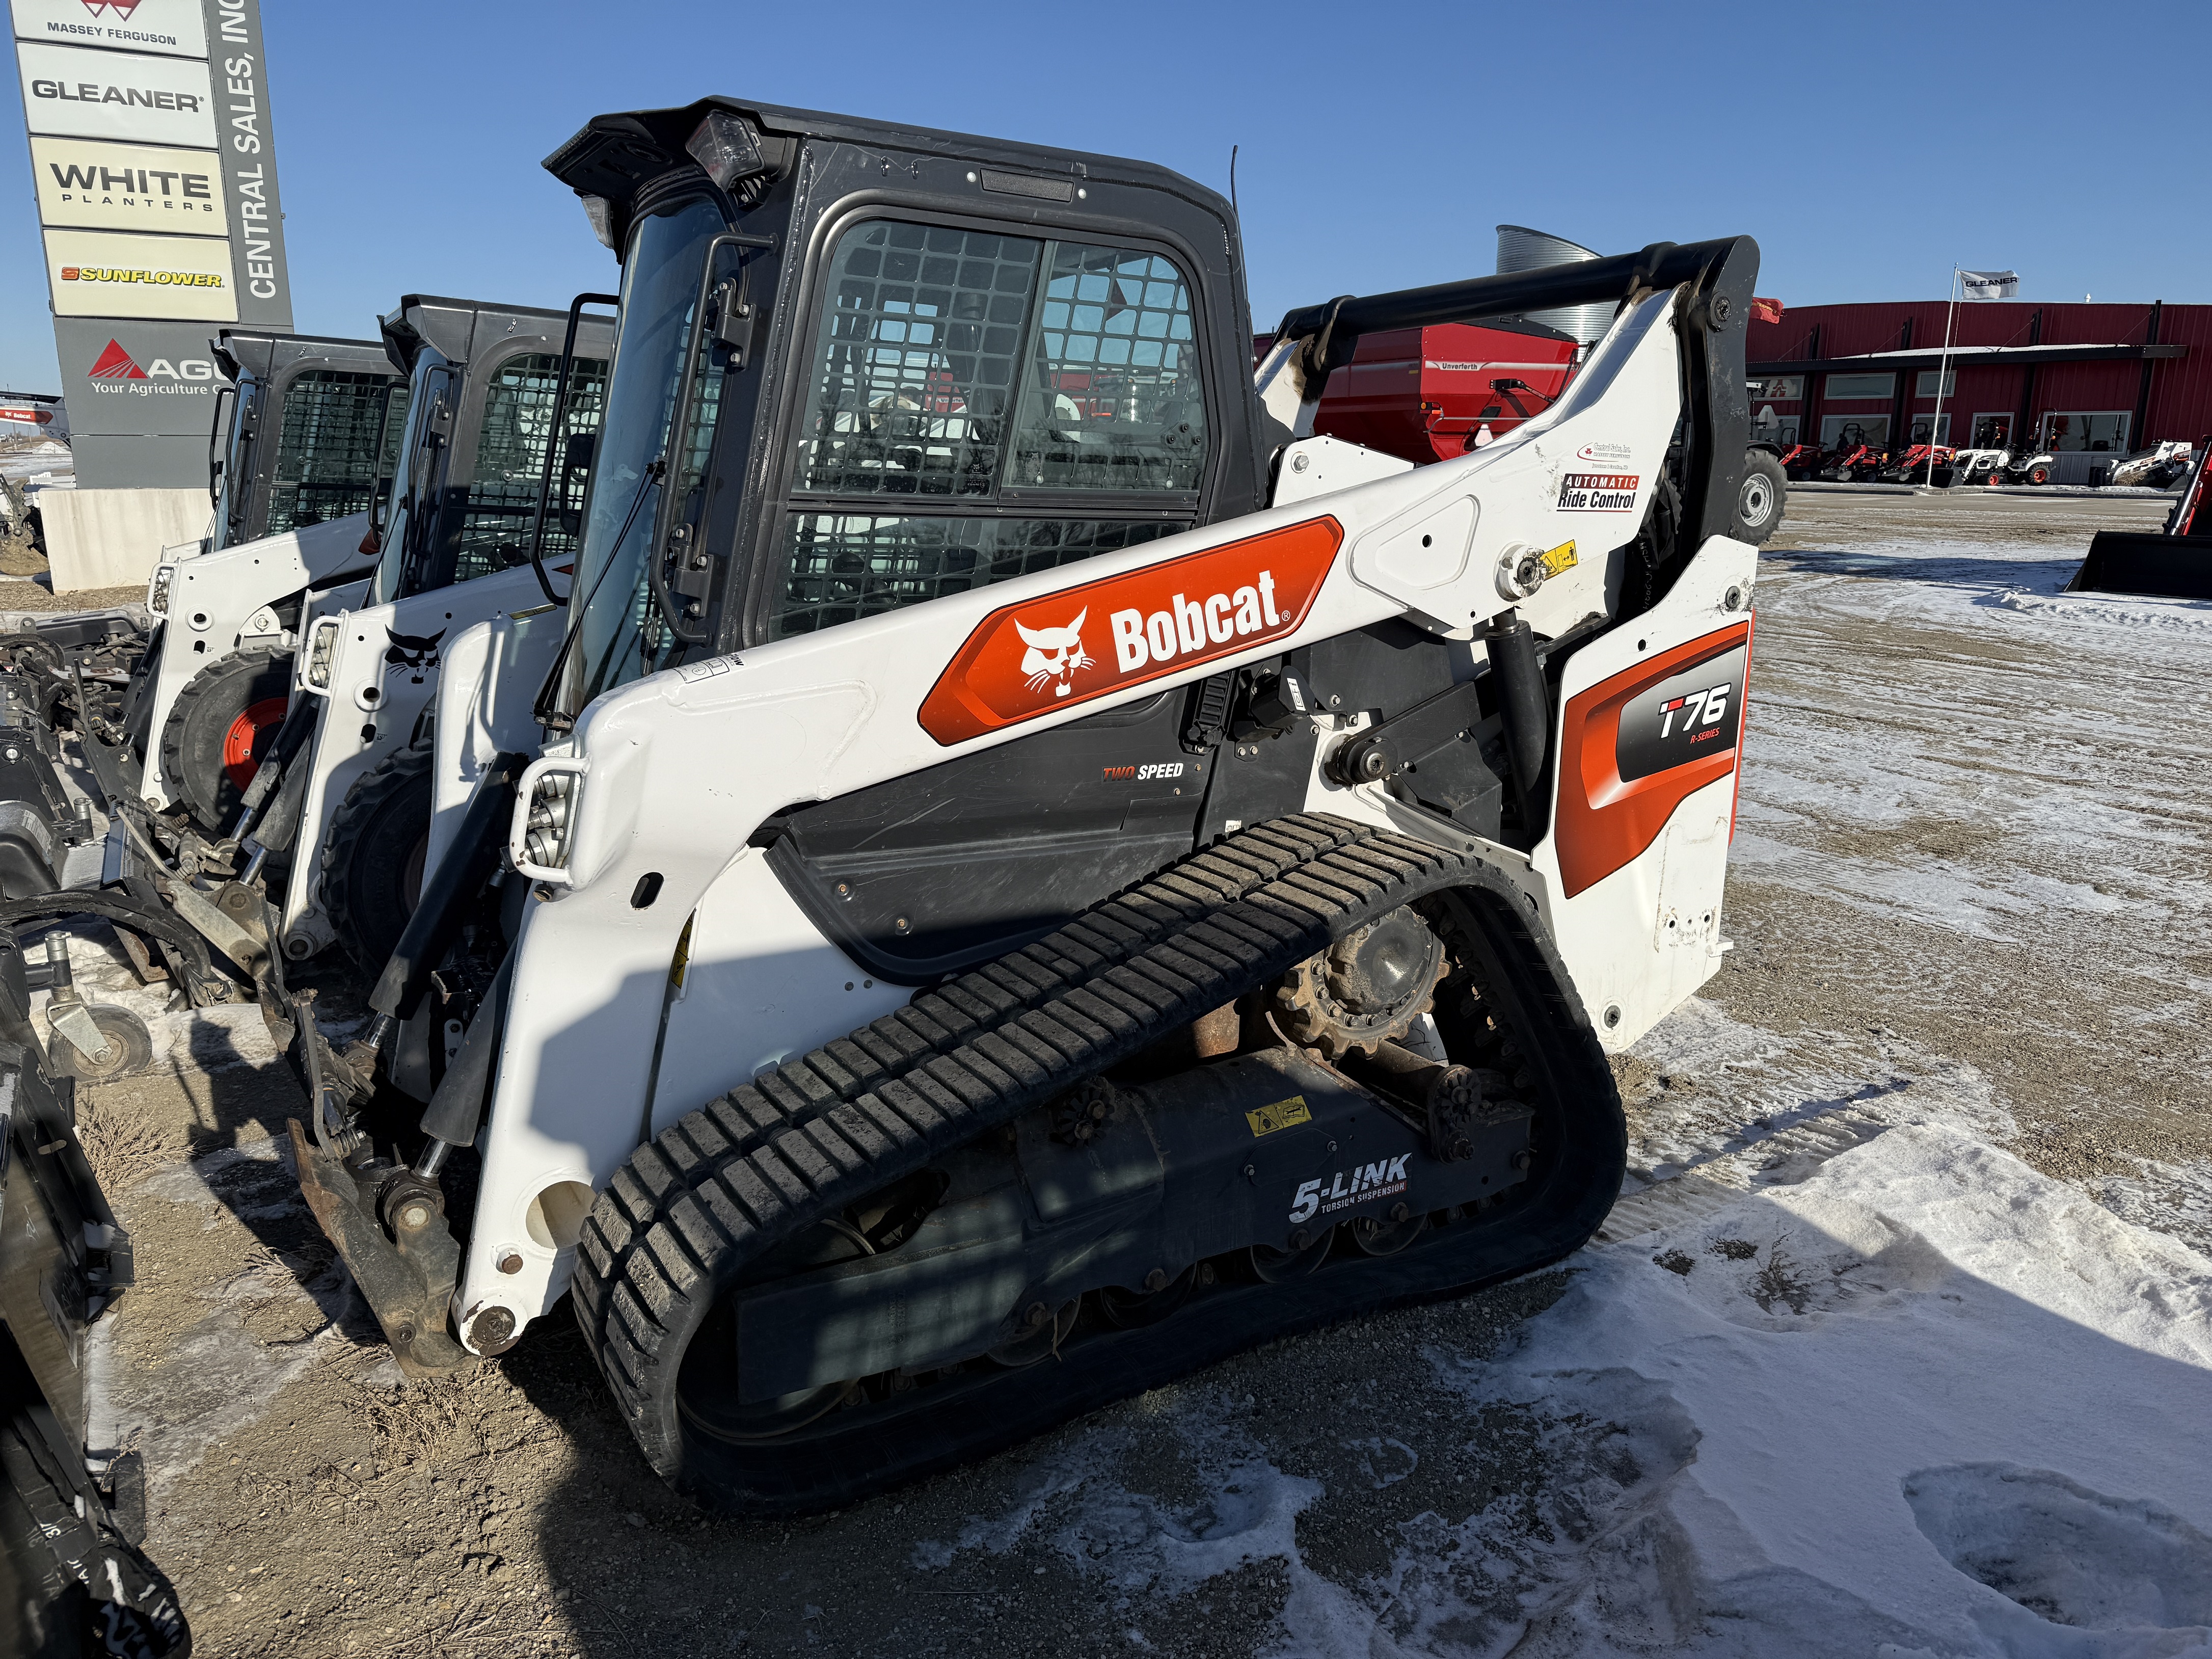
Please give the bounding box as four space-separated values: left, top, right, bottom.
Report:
573 813 1521 1480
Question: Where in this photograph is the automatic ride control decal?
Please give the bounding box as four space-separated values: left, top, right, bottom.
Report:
1556 472 1640 511
1552 619 1753 898
918 516 1343 745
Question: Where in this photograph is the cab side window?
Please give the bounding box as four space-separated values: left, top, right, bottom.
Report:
1006 244 1204 493
772 220 1207 637
266 369 393 534
450 351 610 583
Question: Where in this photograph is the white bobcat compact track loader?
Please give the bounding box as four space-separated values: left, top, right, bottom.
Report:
291 98 1764 1517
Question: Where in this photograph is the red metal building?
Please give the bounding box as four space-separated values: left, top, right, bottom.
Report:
1746 299 2207 480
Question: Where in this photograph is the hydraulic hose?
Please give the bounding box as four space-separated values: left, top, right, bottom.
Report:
1482 609 1550 799
414 949 512 1166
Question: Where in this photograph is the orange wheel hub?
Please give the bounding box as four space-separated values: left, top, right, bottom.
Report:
222 698 288 792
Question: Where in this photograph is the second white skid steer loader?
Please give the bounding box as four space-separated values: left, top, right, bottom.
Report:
293 98 1763 1516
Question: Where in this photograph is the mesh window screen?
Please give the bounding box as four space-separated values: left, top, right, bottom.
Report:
775 515 1179 636
451 353 610 584
794 223 1040 498
265 370 394 534
1008 244 1204 492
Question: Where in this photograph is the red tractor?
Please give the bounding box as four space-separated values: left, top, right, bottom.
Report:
1778 441 1824 481
1818 425 1888 481
1878 444 1956 486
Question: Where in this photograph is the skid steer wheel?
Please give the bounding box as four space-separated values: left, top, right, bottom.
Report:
1734 449 1787 545
571 850 1625 1515
157 648 291 832
321 741 432 972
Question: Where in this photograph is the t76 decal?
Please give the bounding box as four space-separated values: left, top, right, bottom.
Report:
917 517 1343 745
1615 646 1747 783
1553 621 1754 898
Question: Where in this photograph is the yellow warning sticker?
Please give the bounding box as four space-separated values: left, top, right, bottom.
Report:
1541 539 1578 576
1247 1095 1313 1137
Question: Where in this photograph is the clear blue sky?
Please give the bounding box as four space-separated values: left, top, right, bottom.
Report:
5 0 2207 392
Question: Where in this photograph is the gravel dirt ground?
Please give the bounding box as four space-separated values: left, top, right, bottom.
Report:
58 487 2209 1657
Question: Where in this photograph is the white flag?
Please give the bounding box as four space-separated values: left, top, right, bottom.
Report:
1960 269 2020 300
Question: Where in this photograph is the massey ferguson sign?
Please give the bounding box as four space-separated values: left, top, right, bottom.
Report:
11 0 207 58
918 518 1343 745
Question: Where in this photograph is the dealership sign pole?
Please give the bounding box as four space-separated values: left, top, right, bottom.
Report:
1925 269 1960 490
1926 267 2021 487
10 0 291 492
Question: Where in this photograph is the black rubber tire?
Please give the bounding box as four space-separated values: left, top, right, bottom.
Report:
321 741 433 973
157 648 291 832
1734 449 1787 544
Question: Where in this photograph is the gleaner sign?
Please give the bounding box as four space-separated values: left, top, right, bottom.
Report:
28 71 203 110
16 42 218 146
918 518 1343 744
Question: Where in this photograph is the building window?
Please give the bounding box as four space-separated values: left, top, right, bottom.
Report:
2039 411 2130 453
1821 415 1889 448
1906 413 1952 445
1913 369 1957 398
1968 413 2013 448
1823 372 1895 402
1747 375 1803 401
1750 406 1798 445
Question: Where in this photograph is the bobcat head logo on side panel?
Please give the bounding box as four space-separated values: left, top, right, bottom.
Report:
1015 608 1092 699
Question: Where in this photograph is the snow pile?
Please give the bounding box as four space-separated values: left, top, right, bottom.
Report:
1470 1124 2212 1655
1998 588 2212 633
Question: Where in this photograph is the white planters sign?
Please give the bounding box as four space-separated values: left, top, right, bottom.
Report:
30 134 225 233
17 40 215 146
9 0 207 59
45 224 235 320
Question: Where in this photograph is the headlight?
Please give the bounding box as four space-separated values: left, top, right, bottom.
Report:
303 617 341 691
524 772 576 871
579 193 615 251
147 565 173 616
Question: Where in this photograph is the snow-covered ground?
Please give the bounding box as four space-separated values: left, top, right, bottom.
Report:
0 434 73 485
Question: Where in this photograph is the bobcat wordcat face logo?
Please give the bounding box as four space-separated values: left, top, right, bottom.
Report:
384 627 446 683
918 518 1343 745
1015 609 1092 699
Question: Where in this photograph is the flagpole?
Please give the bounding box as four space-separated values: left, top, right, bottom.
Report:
1925 266 1959 489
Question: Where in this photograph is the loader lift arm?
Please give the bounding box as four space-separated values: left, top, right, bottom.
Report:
1259 235 1758 558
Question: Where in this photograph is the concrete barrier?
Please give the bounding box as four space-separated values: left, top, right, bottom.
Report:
40 487 210 594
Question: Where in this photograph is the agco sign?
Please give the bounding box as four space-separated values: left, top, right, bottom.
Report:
80 335 220 396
